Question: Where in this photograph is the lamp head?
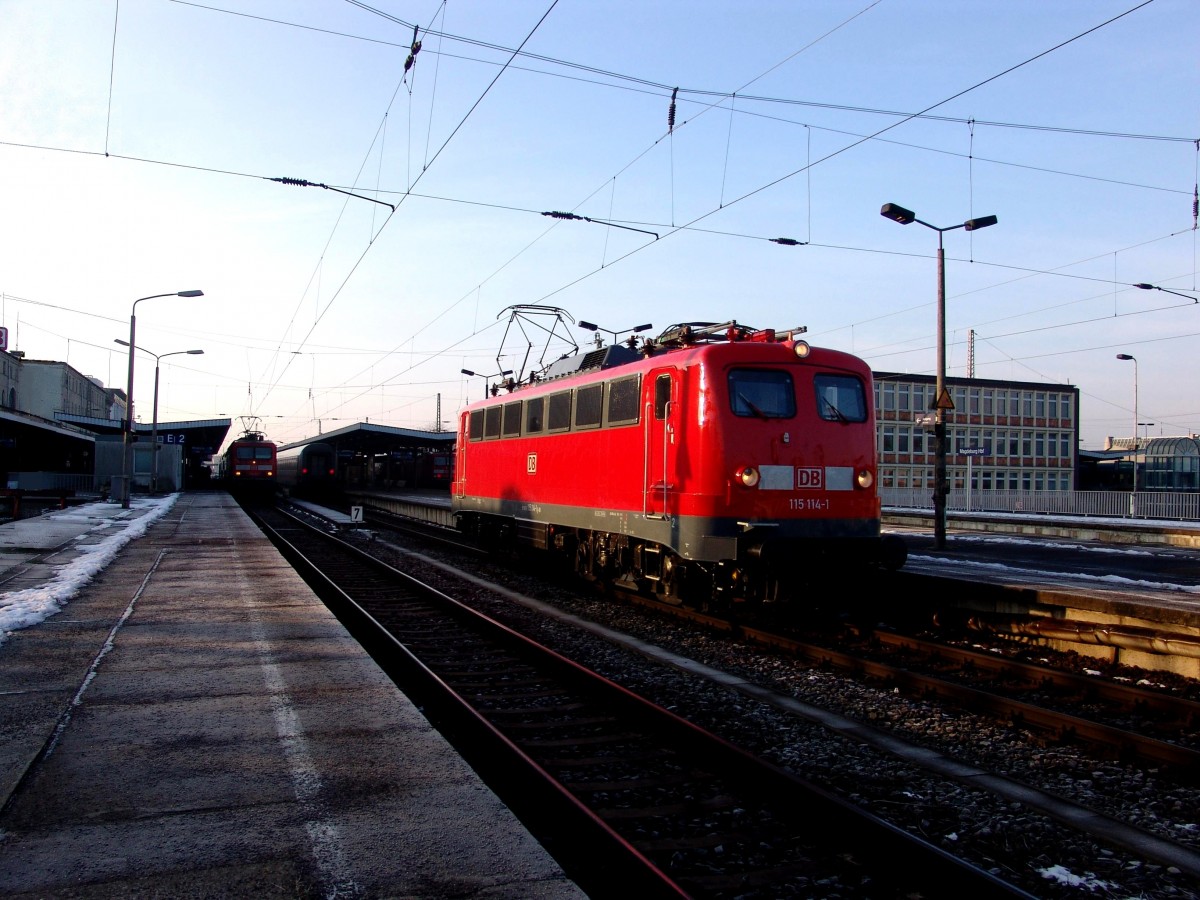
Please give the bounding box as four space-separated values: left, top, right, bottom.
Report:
1116 353 1135 361
177 290 204 298
880 203 916 225
964 215 998 231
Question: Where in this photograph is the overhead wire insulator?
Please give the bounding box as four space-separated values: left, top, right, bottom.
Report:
668 87 678 133
404 25 422 78
770 237 806 246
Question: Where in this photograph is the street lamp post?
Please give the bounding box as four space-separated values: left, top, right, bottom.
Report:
881 203 997 550
115 340 204 492
461 368 513 400
1117 353 1138 493
121 290 204 508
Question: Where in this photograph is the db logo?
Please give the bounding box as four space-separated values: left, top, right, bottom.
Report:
527 453 538 474
796 467 823 489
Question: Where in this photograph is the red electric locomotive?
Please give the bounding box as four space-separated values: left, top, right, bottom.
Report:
216 431 278 495
452 321 906 608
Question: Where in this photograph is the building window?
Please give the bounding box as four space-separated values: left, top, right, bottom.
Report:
882 382 895 412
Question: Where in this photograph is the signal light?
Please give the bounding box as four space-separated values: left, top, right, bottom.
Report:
793 341 811 359
857 469 874 489
737 466 760 487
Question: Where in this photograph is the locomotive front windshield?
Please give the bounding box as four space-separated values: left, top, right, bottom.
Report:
814 374 867 423
729 369 795 418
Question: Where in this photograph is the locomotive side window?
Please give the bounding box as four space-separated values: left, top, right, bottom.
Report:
814 374 868 423
468 409 485 441
728 369 795 418
654 374 671 420
607 374 640 426
484 405 502 439
503 401 523 437
525 397 544 434
547 391 572 432
575 384 603 429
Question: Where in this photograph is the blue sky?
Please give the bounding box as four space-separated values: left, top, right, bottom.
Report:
1 0 1196 450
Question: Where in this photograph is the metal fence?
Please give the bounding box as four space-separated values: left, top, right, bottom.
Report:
881 487 1200 522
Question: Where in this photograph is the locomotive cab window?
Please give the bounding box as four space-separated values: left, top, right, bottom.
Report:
728 369 795 419
468 409 485 441
607 374 641 426
525 397 544 434
484 405 502 439
502 401 522 437
574 384 603 430
814 374 867 423
547 391 572 432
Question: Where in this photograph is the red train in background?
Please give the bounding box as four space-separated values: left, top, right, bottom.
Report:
215 431 277 495
452 320 906 609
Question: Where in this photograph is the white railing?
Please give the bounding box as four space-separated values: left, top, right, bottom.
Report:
5 473 106 494
881 488 1200 522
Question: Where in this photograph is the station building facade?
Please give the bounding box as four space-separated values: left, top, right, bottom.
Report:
872 372 1080 494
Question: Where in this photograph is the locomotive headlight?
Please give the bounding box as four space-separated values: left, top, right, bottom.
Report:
857 469 874 489
737 466 760 487
793 340 811 359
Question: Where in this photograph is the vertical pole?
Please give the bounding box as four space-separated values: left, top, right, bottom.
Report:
151 361 161 493
1131 358 1138 495
934 235 947 549
121 311 137 509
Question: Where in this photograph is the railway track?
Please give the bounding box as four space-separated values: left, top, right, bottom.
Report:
641 603 1200 777
343 495 1200 775
249 502 1029 898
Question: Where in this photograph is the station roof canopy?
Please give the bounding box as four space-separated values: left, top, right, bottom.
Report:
278 422 455 455
1 408 96 473
57 414 231 459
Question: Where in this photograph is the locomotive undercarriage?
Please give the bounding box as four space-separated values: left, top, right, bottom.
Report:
457 511 904 612
563 527 842 610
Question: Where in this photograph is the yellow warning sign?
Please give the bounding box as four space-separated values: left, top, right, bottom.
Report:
935 388 954 411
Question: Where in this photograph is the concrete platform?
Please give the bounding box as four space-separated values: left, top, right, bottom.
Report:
0 492 584 898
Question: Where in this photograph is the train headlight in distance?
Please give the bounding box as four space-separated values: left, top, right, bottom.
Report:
857 469 874 489
793 340 811 359
737 466 760 487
